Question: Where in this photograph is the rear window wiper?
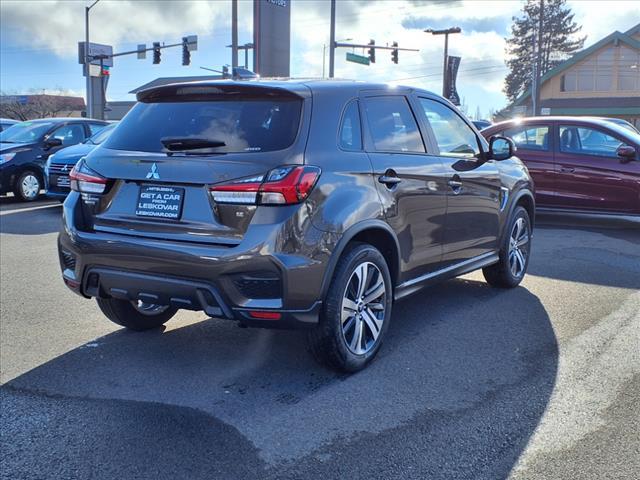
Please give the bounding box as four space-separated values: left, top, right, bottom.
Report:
161 137 226 152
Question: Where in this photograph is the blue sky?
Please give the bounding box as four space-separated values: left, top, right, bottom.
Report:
1 0 639 119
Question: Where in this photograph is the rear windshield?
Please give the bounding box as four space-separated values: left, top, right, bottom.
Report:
103 97 302 154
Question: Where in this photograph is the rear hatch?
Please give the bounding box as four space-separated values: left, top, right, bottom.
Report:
81 82 310 245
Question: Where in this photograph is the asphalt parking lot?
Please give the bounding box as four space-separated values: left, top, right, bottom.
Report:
1 197 638 480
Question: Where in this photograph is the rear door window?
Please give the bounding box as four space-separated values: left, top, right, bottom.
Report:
339 100 362 151
503 125 550 151
88 122 108 135
104 97 303 154
363 96 425 153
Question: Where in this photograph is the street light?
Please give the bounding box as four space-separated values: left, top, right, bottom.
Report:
323 38 352 77
85 0 101 119
424 27 461 97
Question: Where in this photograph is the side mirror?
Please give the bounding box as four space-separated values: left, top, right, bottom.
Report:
489 135 516 161
616 145 636 162
44 137 63 149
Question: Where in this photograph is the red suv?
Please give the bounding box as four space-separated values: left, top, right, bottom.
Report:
483 117 640 215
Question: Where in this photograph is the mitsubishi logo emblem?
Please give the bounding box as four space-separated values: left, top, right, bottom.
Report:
146 163 160 180
61 164 69 172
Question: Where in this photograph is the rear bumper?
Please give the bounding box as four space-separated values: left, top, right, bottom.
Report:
58 192 329 329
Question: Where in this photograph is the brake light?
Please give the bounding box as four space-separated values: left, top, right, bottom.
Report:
209 166 320 206
70 159 107 194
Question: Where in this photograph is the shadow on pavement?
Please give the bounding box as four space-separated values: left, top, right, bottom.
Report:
3 278 558 479
527 214 640 290
0 202 61 235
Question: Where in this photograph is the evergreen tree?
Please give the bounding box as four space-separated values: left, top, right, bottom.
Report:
504 0 585 102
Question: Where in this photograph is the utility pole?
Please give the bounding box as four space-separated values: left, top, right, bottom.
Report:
231 0 238 69
84 0 101 119
329 0 336 78
424 27 461 97
533 0 544 116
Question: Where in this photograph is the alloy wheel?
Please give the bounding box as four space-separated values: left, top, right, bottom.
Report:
341 261 387 355
508 217 529 278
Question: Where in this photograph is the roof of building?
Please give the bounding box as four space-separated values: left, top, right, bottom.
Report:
513 22 640 106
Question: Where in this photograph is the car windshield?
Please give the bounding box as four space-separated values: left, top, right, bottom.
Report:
85 123 117 145
0 121 53 143
103 97 302 154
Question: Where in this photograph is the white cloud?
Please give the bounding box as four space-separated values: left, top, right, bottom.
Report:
0 0 233 57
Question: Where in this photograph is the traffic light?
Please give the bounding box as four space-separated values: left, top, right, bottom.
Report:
222 65 229 78
153 42 161 64
182 37 190 66
391 42 398 64
367 39 376 63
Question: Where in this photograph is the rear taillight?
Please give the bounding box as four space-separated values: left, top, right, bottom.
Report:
209 165 320 206
70 158 107 194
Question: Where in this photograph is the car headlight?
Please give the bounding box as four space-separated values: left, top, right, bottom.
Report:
0 152 16 165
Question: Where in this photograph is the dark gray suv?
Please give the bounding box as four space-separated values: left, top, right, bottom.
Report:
58 80 534 371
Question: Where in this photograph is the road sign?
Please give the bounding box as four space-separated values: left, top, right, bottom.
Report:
78 42 114 67
185 35 198 51
137 44 146 59
346 52 370 66
88 64 102 77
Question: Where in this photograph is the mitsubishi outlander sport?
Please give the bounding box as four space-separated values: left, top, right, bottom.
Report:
58 80 535 372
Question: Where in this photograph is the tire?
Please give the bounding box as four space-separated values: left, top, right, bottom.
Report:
483 206 532 288
96 298 178 331
307 243 393 372
13 170 42 202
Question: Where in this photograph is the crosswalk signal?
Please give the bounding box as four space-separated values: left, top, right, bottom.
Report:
391 42 398 64
367 39 376 63
182 37 190 66
153 42 161 64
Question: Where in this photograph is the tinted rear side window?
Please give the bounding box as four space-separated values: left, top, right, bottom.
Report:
104 97 302 154
363 96 425 153
339 100 362 151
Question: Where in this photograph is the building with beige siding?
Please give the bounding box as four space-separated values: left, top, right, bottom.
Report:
505 23 640 128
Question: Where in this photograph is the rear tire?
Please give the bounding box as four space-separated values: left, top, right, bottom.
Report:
483 206 532 288
97 298 178 331
13 170 41 202
307 243 393 372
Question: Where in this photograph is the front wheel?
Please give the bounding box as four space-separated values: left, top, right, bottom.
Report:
483 206 532 288
13 170 42 202
97 298 178 331
307 243 393 372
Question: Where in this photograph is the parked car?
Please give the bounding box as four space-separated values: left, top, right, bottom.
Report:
46 122 118 200
598 117 639 134
58 80 535 372
0 118 18 132
483 116 640 215
472 119 492 130
0 118 109 201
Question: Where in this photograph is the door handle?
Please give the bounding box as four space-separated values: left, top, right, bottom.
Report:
447 179 463 188
378 174 402 187
560 167 575 173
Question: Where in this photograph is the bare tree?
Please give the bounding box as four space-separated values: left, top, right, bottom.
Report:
0 89 84 120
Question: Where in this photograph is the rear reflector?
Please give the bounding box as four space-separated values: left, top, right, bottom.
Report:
210 165 320 206
248 311 282 320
